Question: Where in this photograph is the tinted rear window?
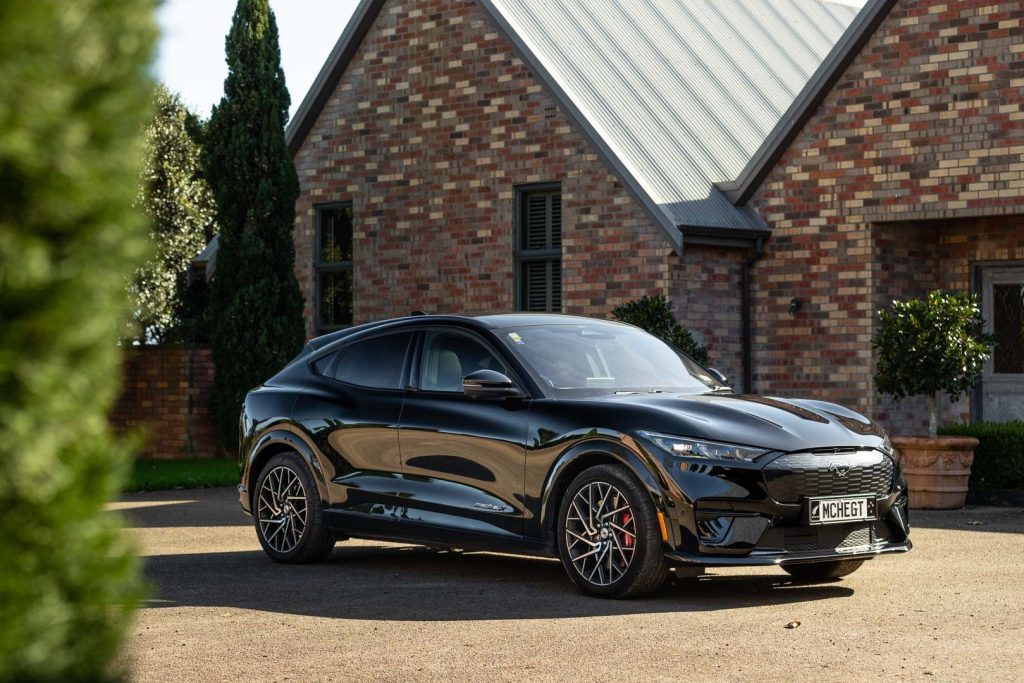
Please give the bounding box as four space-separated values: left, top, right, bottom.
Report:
333 332 412 390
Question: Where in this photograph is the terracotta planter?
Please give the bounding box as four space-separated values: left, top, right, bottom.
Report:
891 436 978 510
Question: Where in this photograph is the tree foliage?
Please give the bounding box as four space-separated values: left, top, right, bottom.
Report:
205 0 305 451
874 291 993 437
130 85 217 344
612 295 709 365
0 0 155 679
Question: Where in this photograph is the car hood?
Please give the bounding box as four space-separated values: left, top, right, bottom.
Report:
595 392 887 453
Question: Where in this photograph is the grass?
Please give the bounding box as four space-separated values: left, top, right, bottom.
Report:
126 458 239 492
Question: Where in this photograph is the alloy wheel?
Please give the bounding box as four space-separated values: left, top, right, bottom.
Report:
564 481 637 586
256 465 308 554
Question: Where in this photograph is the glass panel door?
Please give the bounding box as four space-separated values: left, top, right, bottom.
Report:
981 265 1024 422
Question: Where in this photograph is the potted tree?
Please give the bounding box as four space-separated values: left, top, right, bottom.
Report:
874 291 994 509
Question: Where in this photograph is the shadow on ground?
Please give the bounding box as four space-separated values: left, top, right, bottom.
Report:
141 544 854 621
125 488 858 620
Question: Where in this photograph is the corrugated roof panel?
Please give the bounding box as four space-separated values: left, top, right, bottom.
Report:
486 0 859 230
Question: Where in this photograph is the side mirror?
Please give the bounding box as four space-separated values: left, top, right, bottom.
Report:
463 369 522 399
708 368 728 385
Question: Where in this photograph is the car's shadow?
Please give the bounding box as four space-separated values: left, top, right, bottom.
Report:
141 544 854 620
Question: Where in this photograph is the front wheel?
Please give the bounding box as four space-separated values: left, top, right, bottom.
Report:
782 559 865 582
253 452 335 563
556 464 668 598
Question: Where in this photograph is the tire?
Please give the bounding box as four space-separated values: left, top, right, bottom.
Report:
782 559 865 582
556 464 668 598
253 452 335 563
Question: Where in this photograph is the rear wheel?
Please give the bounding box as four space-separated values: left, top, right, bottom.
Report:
556 464 668 598
253 452 335 563
782 559 864 581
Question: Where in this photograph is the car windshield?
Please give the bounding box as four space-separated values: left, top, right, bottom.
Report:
496 323 723 397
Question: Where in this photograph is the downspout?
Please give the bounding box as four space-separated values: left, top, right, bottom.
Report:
741 236 765 394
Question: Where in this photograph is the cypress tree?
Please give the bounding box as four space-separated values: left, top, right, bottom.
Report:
205 0 305 451
0 0 154 678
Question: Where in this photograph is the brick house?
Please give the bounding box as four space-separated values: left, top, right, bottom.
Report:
285 0 1024 434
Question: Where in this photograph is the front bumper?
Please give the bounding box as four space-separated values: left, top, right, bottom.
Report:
654 447 911 566
666 538 912 567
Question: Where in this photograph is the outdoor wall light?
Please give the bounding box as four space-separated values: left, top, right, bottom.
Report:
789 298 803 316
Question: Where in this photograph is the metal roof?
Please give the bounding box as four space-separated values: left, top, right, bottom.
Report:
287 0 878 246
480 0 859 232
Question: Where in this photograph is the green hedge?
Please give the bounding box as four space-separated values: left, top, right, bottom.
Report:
0 0 155 678
939 422 1024 490
127 459 239 492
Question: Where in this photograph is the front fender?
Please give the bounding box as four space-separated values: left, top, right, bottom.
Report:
537 436 676 545
241 426 331 513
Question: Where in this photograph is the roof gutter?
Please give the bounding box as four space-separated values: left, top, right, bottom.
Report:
718 0 897 206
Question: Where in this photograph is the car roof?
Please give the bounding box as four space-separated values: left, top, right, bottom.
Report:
471 313 622 329
306 313 624 349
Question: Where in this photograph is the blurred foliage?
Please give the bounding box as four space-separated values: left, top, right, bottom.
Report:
939 421 1024 490
875 291 993 437
612 295 709 365
0 0 156 679
204 0 305 451
129 85 216 345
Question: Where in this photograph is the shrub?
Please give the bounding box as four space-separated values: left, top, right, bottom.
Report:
612 295 709 365
0 0 155 679
129 85 217 345
938 422 1024 490
874 291 993 437
204 0 305 451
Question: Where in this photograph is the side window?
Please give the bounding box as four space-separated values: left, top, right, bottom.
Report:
312 352 337 377
332 332 412 390
419 331 507 393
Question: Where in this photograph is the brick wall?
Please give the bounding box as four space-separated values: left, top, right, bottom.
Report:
111 347 220 459
672 246 746 387
752 0 1024 432
292 0 673 336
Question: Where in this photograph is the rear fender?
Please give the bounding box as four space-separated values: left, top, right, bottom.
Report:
243 428 330 509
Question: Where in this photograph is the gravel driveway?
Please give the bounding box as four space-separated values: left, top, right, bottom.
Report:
116 488 1024 682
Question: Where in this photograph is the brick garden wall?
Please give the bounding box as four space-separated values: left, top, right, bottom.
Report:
292 0 674 335
111 347 219 459
751 0 1024 432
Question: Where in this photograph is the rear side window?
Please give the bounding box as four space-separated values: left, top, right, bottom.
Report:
333 332 412 390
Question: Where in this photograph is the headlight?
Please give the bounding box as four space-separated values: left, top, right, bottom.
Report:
636 431 769 462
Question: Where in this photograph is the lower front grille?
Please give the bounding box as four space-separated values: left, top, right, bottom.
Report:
756 521 881 553
781 522 872 553
763 450 894 503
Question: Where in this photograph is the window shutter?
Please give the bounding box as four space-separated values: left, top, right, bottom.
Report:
518 188 562 313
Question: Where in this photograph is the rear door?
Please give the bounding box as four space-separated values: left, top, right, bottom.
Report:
294 330 414 524
398 328 531 541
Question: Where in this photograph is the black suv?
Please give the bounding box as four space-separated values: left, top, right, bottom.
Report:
239 314 910 598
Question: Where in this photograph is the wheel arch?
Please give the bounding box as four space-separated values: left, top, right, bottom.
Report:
244 429 330 510
539 438 669 547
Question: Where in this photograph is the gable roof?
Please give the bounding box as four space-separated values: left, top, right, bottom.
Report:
287 0 874 247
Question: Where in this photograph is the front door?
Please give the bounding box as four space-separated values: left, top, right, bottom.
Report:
398 328 531 541
981 265 1024 421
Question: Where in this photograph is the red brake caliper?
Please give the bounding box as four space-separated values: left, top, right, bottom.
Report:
621 512 634 548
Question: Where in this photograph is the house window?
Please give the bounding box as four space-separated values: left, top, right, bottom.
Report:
516 185 562 312
316 203 353 333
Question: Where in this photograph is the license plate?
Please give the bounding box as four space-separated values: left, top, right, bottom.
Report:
807 495 876 525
